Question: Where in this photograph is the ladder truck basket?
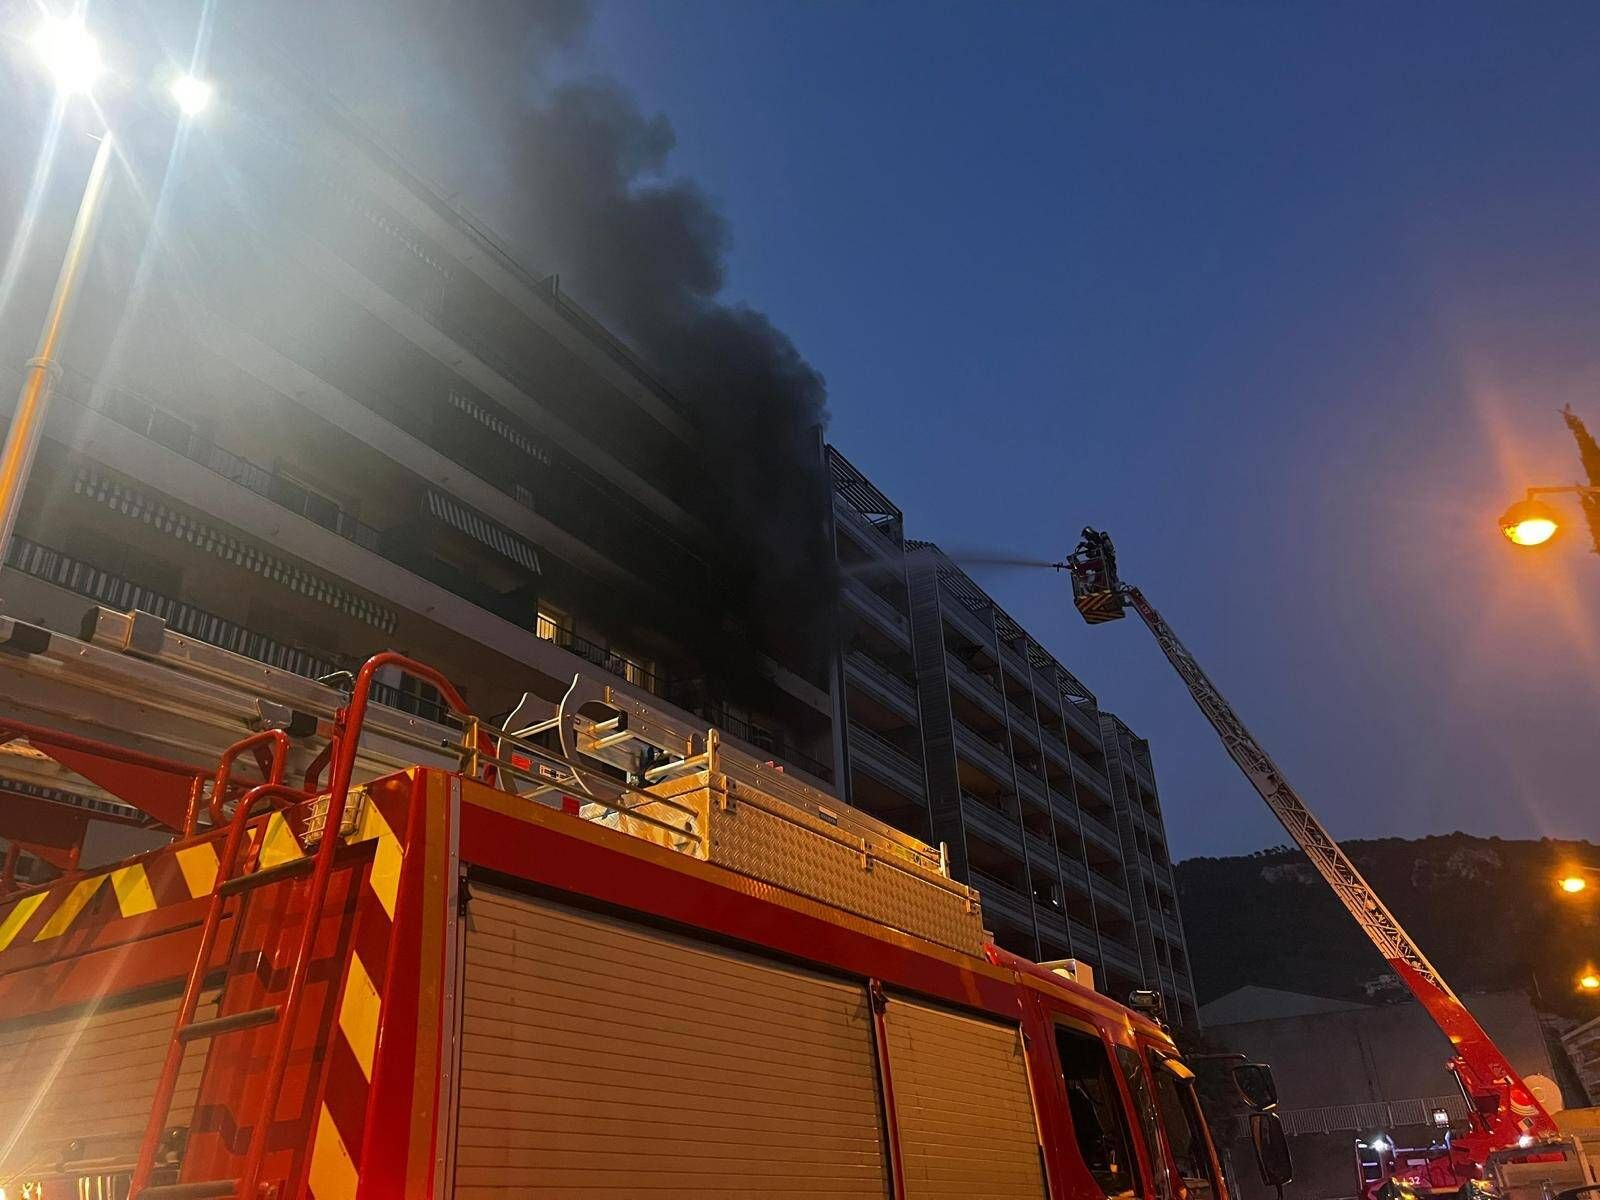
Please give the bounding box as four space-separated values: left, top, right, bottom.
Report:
1065 530 1126 624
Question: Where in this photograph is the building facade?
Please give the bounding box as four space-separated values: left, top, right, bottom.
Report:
1 38 835 786
827 447 1198 1024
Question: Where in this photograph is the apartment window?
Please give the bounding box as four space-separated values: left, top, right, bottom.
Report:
1055 1024 1140 1200
1149 1055 1219 1200
536 609 566 642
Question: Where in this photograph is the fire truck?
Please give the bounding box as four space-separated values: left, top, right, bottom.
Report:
0 605 1290 1199
1063 531 1590 1200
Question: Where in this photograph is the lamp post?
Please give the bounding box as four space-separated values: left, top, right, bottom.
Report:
0 20 213 565
1498 486 1600 549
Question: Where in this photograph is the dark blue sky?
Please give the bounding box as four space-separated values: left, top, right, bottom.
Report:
575 3 1600 858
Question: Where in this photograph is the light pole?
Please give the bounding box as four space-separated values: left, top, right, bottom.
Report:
0 19 213 565
1497 486 1600 549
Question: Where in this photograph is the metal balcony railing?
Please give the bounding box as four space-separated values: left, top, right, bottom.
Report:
842 574 910 637
845 651 919 717
960 792 1024 854
1069 919 1100 954
954 719 1013 784
969 869 1032 932
1092 873 1133 914
4 535 454 720
84 382 386 554
1079 807 1122 853
847 724 925 793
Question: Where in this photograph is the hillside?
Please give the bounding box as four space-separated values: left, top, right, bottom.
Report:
1176 834 1600 1017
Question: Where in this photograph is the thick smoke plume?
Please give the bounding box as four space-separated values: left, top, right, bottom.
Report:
260 0 832 674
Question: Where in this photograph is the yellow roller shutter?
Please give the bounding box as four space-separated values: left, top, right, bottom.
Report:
0 989 215 1178
883 996 1047 1199
454 882 891 1199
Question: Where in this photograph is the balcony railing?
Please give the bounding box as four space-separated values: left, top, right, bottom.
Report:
847 723 926 796
969 869 1032 933
954 718 1013 784
842 575 911 638
845 650 919 718
960 792 1024 854
87 383 385 554
4 535 457 720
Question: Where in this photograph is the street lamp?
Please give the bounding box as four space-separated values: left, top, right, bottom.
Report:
1556 865 1600 895
29 17 103 95
1579 972 1600 993
0 23 215 564
169 74 213 116
1498 487 1600 549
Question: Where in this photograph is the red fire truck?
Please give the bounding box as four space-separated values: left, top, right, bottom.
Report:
0 606 1289 1199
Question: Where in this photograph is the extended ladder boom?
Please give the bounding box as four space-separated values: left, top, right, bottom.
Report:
1063 531 1555 1149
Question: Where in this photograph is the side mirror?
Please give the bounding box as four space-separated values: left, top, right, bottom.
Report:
1251 1110 1294 1187
1234 1062 1279 1111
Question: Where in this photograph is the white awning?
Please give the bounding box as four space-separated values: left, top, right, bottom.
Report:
425 489 542 575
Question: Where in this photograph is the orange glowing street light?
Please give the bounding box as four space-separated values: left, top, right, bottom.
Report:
1579 972 1600 993
1499 486 1600 549
1557 865 1600 896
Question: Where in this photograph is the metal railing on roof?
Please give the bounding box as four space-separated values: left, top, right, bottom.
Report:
827 445 905 540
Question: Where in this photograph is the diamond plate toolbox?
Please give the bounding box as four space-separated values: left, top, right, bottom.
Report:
609 771 987 955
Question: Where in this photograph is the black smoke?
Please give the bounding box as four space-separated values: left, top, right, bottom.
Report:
251 0 833 678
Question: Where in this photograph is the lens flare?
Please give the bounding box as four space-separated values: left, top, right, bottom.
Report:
30 18 102 95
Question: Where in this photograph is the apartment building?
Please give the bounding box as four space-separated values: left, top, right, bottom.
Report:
827 446 1198 1025
0 38 834 782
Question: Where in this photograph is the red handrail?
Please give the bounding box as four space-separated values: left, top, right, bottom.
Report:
203 729 291 830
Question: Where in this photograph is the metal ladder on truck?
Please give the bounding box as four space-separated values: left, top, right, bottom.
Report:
127 652 484 1199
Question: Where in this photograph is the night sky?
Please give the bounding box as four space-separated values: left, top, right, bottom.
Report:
573 3 1600 858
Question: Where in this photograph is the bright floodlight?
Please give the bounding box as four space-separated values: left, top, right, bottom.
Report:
1561 875 1588 894
1500 498 1560 547
31 17 102 95
1370 1137 1390 1154
1580 973 1600 992
170 74 213 116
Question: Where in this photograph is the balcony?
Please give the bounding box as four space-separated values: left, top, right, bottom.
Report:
96 388 384 555
1006 695 1036 731
1099 934 1145 981
845 651 920 723
1069 919 1100 956
961 792 1024 856
944 652 1006 722
970 869 1033 937
1059 854 1091 895
1079 808 1123 856
1040 726 1072 768
842 575 911 644
1062 698 1102 744
1092 873 1133 916
833 494 903 561
1015 769 1048 808
1072 756 1113 805
3 535 455 720
847 723 927 800
954 719 1013 786
1025 828 1058 870
938 590 995 651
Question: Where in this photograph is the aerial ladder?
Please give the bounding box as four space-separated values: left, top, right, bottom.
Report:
1060 529 1563 1198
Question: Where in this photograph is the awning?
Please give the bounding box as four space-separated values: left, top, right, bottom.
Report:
425 489 542 575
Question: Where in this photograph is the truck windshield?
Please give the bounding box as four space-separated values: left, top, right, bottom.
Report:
1055 1024 1141 1200
1149 1054 1221 1200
